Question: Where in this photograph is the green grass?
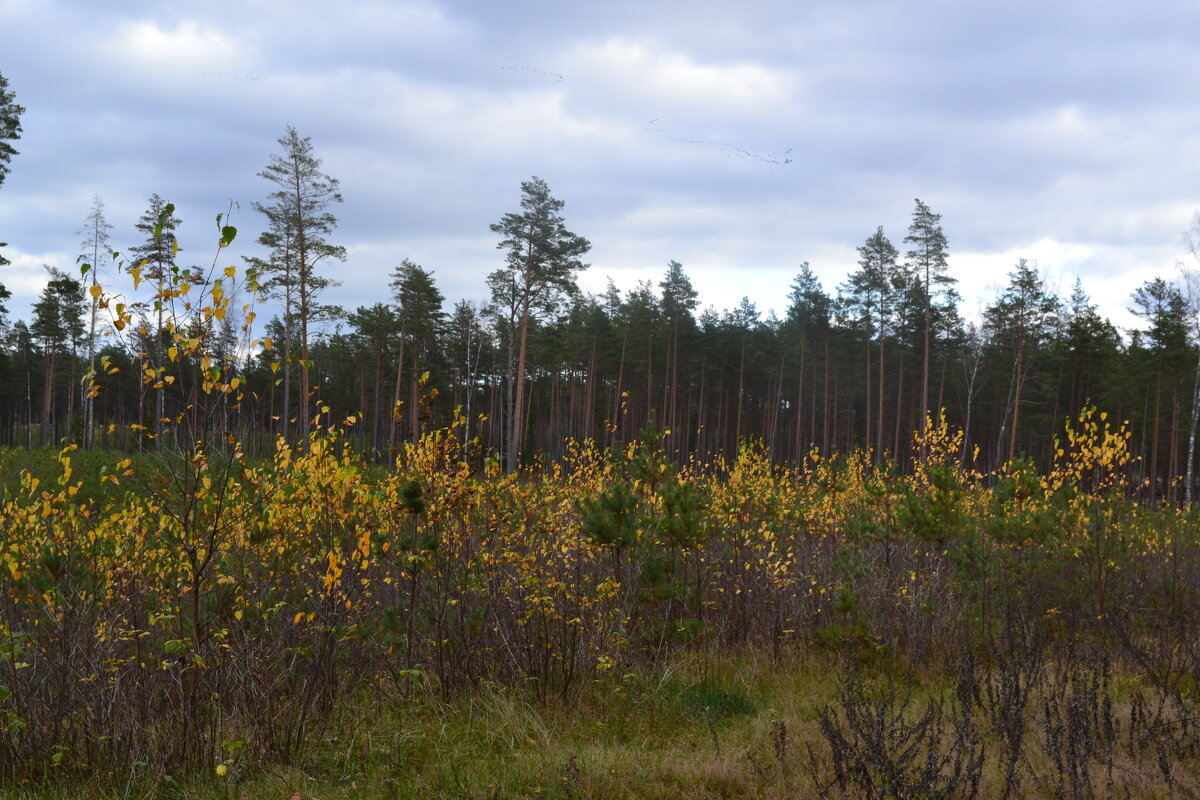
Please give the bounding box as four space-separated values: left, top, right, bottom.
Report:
0 445 268 507
0 446 157 505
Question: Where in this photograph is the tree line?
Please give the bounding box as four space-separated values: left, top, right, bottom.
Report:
3 106 1200 503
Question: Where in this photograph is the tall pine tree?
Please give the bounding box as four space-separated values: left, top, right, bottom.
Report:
250 126 345 441
488 177 590 472
904 199 952 455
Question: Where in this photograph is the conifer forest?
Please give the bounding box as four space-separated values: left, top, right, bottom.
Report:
5 125 1200 500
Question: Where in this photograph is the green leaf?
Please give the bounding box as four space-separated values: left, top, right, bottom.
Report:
154 203 175 239
79 263 90 277
219 225 237 247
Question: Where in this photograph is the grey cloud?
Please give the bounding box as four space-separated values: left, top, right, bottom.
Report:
2 0 1199 327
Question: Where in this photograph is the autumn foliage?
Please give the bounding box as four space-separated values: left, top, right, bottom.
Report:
2 391 1199 779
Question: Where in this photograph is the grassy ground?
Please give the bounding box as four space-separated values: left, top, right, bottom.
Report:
6 646 1193 799
1 650 832 799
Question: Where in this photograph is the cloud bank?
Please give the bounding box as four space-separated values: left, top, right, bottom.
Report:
1 0 1198 332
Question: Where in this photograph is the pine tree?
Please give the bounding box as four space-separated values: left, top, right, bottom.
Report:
0 70 25 275
77 195 112 448
389 260 445 447
31 269 85 446
447 300 488 445
847 227 901 461
347 303 401 452
659 261 699 439
127 195 181 448
904 199 952 454
984 259 1059 465
1131 277 1190 502
127 194 181 281
615 280 662 436
250 126 345 442
0 282 10 333
488 177 590 471
1061 278 1120 416
785 264 832 458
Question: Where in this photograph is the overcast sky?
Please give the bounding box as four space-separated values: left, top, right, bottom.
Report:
2 0 1200 334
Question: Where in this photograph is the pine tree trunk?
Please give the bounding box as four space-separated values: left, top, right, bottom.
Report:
822 335 831 457
735 340 746 448
391 325 407 450
507 306 531 473
612 329 627 448
865 335 872 463
1008 340 1025 465
893 352 905 464
40 348 55 447
793 337 805 463
877 335 885 463
409 352 421 444
1150 365 1162 504
921 274 931 461
1186 344 1200 505
282 322 292 443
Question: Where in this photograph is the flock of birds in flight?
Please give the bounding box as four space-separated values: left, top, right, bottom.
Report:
501 65 794 168
644 118 794 166
201 65 793 168
201 72 266 81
